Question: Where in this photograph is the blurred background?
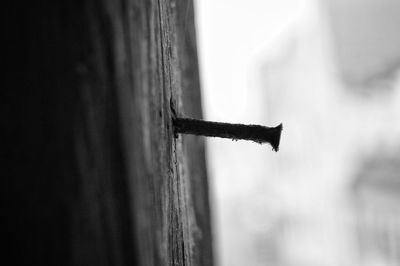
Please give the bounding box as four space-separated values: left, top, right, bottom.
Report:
194 0 400 265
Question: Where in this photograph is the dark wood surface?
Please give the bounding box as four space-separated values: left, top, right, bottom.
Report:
4 1 213 265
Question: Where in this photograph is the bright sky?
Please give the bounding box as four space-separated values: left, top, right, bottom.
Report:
195 0 316 122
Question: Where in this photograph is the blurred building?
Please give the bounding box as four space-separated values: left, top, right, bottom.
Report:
327 0 400 93
258 0 400 265
352 150 400 266
195 0 400 265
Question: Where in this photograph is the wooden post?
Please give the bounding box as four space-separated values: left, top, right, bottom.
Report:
4 1 213 265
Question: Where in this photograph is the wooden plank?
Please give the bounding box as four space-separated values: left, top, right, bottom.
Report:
4 1 213 265
174 2 214 265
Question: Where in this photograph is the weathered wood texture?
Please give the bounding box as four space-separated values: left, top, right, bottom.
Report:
4 1 213 265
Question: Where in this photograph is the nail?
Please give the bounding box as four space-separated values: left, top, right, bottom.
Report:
173 117 282 152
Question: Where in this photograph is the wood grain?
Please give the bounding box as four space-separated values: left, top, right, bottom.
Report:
4 1 213 265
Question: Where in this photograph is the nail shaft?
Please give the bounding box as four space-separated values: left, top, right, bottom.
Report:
173 118 282 151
